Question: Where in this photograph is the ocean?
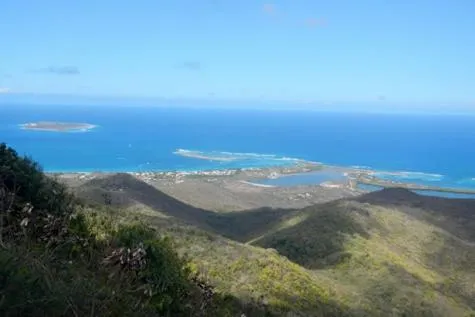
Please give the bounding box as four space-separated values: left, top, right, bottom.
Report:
2 103 475 190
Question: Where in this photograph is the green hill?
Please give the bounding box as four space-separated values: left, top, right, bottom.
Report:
76 173 475 316
3 142 475 316
253 189 475 316
0 143 269 317
75 173 297 242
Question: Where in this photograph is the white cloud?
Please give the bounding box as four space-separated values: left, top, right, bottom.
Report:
0 87 11 94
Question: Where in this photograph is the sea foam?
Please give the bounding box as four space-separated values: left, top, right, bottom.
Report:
371 171 444 182
173 149 304 164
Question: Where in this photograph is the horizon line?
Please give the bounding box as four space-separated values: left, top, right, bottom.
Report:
1 92 475 116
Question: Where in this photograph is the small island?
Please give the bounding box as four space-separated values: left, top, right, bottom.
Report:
20 121 97 132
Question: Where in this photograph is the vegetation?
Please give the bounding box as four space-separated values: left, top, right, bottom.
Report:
83 176 475 316
3 142 475 316
74 173 295 242
0 143 267 316
76 172 475 316
253 198 475 316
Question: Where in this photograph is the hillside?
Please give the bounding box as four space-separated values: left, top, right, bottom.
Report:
254 188 475 316
3 142 475 316
0 144 270 317
75 173 298 242
75 173 475 316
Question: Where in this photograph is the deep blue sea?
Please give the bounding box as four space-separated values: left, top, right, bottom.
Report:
2 104 475 190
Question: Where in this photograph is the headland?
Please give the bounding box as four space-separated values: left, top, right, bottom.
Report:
20 121 96 132
50 157 475 213
352 173 475 195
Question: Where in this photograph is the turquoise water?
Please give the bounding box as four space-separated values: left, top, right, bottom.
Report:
2 104 475 192
370 171 475 190
415 190 475 199
356 183 475 199
357 184 384 192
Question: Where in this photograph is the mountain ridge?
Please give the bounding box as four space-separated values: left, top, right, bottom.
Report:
71 173 475 316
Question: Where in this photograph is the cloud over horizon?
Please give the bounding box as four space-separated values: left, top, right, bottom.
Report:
31 66 80 75
0 87 12 94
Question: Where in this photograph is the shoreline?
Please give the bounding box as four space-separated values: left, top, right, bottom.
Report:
47 162 325 180
354 175 475 195
51 162 360 211
46 160 475 197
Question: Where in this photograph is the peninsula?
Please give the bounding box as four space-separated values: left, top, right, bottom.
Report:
353 173 475 195
20 121 96 132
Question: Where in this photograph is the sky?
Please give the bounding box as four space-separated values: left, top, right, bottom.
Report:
1 0 475 112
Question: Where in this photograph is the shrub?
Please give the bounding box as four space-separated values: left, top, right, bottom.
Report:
0 143 246 316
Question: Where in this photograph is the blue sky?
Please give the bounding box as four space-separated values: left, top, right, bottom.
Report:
1 0 475 111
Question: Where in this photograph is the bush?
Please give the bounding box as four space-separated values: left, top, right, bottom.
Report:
0 143 246 316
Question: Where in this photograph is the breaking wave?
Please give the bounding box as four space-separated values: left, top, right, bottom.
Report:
365 171 475 191
371 171 444 182
351 165 373 170
173 149 305 165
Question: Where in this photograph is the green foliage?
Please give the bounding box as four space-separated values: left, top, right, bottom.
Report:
253 199 475 316
125 190 475 316
0 143 76 246
108 224 191 314
76 172 475 316
0 143 255 317
139 212 352 316
254 201 369 269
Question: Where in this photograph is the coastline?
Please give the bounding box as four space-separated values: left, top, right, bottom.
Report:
354 174 475 195
7 107 475 202
47 159 475 199
50 162 361 211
